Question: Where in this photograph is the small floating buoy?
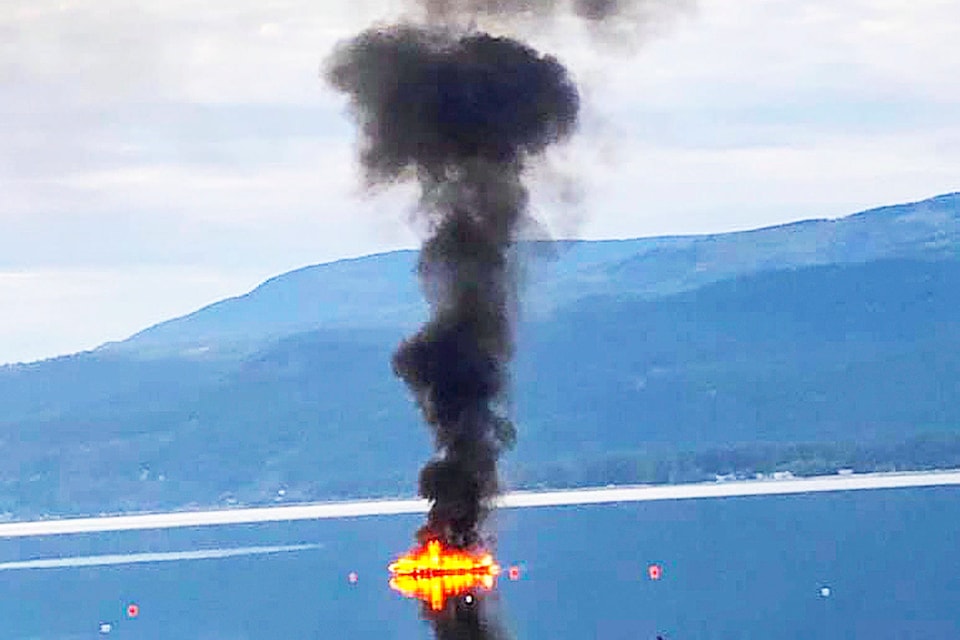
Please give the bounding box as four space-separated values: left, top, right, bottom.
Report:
648 564 663 581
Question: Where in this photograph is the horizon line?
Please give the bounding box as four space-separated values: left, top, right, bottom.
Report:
1 469 958 538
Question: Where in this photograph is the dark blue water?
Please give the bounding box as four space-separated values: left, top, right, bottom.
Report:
1 487 958 639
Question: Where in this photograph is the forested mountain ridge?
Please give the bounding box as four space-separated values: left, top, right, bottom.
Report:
1 193 958 518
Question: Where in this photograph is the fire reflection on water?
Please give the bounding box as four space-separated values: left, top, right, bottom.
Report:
388 540 501 612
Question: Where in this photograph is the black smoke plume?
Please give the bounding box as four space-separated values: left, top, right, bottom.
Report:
327 25 578 548
430 592 509 640
325 1 685 637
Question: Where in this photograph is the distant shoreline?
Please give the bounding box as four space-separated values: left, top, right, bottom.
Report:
1 469 959 538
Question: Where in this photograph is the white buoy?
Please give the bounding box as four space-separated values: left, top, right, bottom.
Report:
99 622 112 634
820 587 831 598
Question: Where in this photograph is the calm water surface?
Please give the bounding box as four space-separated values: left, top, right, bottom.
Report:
0 486 958 639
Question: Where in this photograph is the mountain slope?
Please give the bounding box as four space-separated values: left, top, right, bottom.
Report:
103 192 960 357
515 258 960 456
0 192 959 516
100 250 424 358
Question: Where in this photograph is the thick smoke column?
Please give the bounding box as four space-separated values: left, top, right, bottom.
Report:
327 26 579 548
325 1 684 637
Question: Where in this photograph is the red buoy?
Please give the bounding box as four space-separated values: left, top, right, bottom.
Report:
648 564 663 581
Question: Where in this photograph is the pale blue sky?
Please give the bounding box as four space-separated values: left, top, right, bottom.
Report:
1 0 958 364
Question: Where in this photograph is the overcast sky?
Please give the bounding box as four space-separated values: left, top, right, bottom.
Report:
1 0 958 364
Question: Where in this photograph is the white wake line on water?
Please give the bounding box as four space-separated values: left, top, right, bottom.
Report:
0 544 321 571
1 470 958 538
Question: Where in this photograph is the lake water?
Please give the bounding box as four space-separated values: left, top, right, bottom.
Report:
0 486 958 639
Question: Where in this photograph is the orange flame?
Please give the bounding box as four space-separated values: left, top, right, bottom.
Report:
388 540 501 611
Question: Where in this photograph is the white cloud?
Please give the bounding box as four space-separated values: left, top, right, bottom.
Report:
0 0 405 104
558 126 960 239
0 0 958 361
0 267 269 364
